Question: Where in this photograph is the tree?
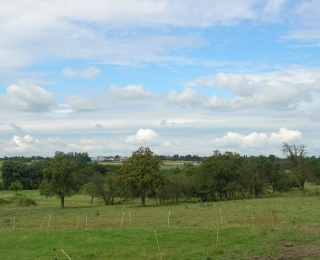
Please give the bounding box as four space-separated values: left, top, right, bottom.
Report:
242 156 271 198
282 143 309 195
198 150 245 201
0 159 48 190
267 162 295 192
82 173 117 205
40 152 82 208
9 181 23 195
66 152 91 169
309 157 320 184
116 147 165 207
0 160 29 190
28 160 50 189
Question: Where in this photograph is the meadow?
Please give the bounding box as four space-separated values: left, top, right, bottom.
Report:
1 187 320 260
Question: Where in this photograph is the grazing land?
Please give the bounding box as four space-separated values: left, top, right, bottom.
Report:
1 187 320 260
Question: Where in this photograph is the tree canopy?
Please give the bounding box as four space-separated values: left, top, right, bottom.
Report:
282 143 309 195
116 146 166 207
40 152 82 208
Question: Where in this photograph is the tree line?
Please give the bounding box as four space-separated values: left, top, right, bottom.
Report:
1 144 320 208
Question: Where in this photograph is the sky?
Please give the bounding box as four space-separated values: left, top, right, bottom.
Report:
0 0 320 158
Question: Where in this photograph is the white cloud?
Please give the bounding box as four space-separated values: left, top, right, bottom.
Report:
125 129 159 144
5 135 41 153
245 67 320 84
190 73 257 96
203 95 228 110
271 128 302 143
2 85 56 112
0 0 318 71
210 128 302 149
67 95 103 112
80 66 101 78
0 0 263 69
62 68 78 77
108 85 152 100
214 73 258 96
281 0 320 44
261 0 286 22
292 0 320 27
183 72 319 111
167 87 201 105
162 140 172 147
62 66 101 78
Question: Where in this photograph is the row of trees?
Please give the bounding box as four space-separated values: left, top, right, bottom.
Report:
0 160 50 190
1 144 320 208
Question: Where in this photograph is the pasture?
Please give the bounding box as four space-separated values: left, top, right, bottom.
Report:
1 188 320 259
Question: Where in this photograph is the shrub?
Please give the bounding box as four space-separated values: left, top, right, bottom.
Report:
18 197 37 206
9 182 23 195
0 198 9 205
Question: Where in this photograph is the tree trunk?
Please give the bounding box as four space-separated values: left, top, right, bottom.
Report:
141 196 146 207
301 185 305 196
61 196 65 209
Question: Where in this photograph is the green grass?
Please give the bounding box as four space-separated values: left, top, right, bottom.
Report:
1 188 320 259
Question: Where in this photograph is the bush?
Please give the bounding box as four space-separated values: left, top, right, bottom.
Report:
0 198 9 205
18 197 37 206
10 182 23 195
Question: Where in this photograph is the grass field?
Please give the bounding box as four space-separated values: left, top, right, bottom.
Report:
1 187 320 259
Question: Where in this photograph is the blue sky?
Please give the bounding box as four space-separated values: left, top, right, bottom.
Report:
1 0 320 157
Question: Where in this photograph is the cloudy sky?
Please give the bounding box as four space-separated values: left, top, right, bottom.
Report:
1 0 320 158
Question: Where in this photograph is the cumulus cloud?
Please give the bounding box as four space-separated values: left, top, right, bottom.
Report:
108 85 152 100
182 72 318 111
214 73 258 96
5 135 41 153
167 87 202 105
62 66 101 78
125 129 159 144
2 85 56 112
210 128 302 149
190 73 258 96
167 87 227 109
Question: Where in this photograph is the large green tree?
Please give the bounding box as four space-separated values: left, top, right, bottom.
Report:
40 152 82 208
116 147 165 207
198 150 244 201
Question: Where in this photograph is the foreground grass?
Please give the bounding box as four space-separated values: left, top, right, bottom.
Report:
1 188 320 259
